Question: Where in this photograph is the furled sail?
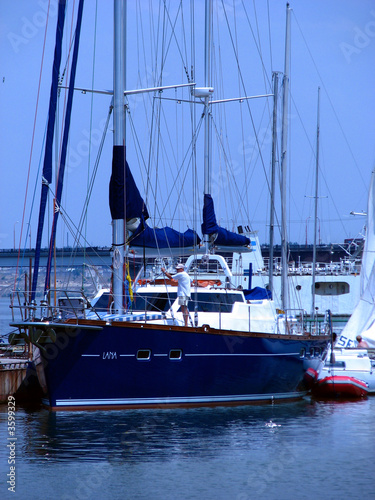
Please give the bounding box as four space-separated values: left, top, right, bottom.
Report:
201 194 250 247
129 224 201 250
109 145 149 221
110 145 200 252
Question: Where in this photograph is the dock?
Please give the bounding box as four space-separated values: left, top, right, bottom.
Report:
0 349 43 404
0 355 28 403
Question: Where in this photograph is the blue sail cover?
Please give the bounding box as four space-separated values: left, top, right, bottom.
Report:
201 194 250 246
109 145 149 221
244 287 272 300
129 225 200 249
111 145 198 249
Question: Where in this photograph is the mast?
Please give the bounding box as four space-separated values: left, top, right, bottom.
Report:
203 0 212 253
112 0 126 313
311 87 320 316
269 72 279 295
280 3 291 312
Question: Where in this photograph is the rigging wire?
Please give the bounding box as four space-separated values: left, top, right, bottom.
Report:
12 0 53 298
212 11 274 228
15 123 48 285
239 0 272 90
126 91 204 231
219 0 273 211
230 0 248 216
82 0 99 289
266 0 273 71
155 99 203 226
216 0 278 236
63 102 113 288
284 67 350 240
292 10 367 190
251 0 273 100
162 1 190 83
132 1 199 233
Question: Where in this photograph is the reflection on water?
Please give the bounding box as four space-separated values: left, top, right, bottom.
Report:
19 403 299 462
10 398 369 464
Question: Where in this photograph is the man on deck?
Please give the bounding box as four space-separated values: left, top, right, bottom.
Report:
161 263 191 327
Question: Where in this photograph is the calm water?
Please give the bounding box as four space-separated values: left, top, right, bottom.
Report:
1 398 374 500
1 299 374 500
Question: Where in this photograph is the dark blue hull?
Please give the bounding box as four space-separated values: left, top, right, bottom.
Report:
39 321 328 410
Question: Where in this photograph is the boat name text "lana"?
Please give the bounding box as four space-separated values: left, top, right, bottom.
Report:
103 352 117 360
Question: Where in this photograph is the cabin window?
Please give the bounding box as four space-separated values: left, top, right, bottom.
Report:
300 348 306 358
137 349 151 360
314 282 350 296
310 347 315 357
183 292 244 313
93 292 177 313
133 293 177 312
169 349 182 360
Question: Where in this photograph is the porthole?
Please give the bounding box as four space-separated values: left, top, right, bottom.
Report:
137 349 151 360
310 347 315 357
169 349 182 360
300 348 306 358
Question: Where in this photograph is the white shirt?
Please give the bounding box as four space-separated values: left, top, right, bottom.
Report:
172 271 192 297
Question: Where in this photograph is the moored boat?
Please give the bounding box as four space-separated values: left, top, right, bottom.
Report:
9 1 330 410
311 347 375 399
312 375 368 399
309 170 375 400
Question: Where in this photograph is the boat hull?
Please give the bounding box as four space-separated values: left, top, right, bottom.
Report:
37 320 328 410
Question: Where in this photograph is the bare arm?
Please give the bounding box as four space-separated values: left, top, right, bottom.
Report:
161 267 173 280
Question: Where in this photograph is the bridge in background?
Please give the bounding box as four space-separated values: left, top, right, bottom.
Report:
0 239 363 268
0 248 112 268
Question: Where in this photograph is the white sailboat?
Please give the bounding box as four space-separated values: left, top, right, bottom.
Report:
337 169 375 350
311 170 375 398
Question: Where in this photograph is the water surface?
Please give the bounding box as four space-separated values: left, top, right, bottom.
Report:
1 398 373 500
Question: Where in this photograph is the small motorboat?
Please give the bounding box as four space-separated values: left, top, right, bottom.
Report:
312 374 369 399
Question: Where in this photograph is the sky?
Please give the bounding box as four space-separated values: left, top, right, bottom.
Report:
0 0 374 252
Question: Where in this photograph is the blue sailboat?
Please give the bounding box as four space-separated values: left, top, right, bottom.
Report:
10 0 330 410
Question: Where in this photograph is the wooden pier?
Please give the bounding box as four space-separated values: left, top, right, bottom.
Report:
0 350 43 404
